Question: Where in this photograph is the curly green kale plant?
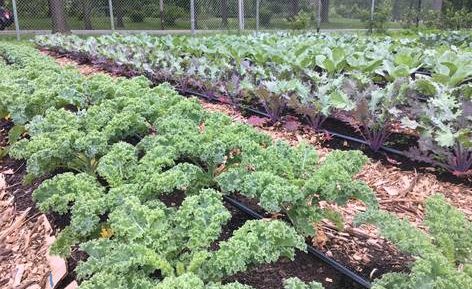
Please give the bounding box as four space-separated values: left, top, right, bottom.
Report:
75 190 306 289
217 141 376 236
33 173 106 256
356 195 472 289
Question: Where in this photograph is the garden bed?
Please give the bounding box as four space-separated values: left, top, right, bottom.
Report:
36 50 472 282
1 39 471 289
0 146 360 289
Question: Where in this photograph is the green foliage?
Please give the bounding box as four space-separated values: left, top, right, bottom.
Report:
356 195 472 289
129 11 145 23
32 32 472 176
206 220 306 280
361 1 392 33
217 142 374 236
283 277 324 289
289 12 312 30
163 5 187 26
33 173 106 256
75 191 304 288
97 142 138 187
259 7 272 27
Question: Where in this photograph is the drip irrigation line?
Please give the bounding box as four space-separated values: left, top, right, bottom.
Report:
223 195 372 289
323 130 407 157
178 88 407 158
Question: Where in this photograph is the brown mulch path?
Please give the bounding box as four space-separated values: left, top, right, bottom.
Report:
0 170 51 289
43 51 472 279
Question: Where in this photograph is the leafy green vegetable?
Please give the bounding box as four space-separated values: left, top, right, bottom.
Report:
356 195 472 289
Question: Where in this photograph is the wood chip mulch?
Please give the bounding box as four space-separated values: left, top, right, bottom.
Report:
0 171 51 289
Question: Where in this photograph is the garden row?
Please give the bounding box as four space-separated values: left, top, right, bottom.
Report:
0 43 470 289
34 32 472 176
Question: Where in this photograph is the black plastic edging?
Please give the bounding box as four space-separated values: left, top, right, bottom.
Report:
177 87 407 159
223 195 372 289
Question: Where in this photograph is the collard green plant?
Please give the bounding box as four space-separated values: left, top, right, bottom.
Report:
315 47 348 76
340 78 410 152
256 79 309 123
377 48 424 82
431 50 472 88
288 75 353 130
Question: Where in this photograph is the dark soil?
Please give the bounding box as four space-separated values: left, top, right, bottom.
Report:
159 191 187 207
226 252 362 289
229 193 412 283
219 197 362 289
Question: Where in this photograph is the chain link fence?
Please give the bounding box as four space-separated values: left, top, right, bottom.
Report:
0 0 467 38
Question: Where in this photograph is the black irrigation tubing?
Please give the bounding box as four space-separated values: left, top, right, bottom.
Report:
323 130 407 157
175 88 407 158
222 195 372 289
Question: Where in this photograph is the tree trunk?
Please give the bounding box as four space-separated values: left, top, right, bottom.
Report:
50 0 70 33
432 0 442 10
416 0 422 26
321 0 329 23
392 0 402 21
291 0 300 17
221 0 228 27
113 0 124 28
82 0 93 30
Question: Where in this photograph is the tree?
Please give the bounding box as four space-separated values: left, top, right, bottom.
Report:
221 0 228 27
392 0 402 20
50 0 70 33
321 0 329 22
81 0 93 30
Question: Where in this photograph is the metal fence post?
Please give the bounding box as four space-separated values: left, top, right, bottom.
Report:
108 0 115 31
238 0 244 31
256 0 260 33
159 0 164 30
190 0 196 35
316 0 321 32
11 0 20 41
370 0 375 33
